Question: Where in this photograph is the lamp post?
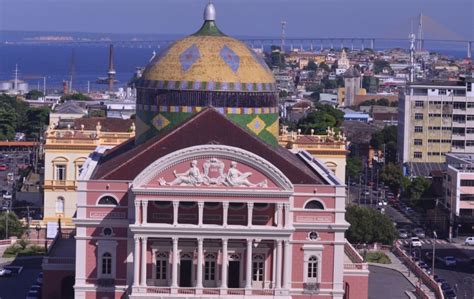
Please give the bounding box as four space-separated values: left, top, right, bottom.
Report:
35 224 41 245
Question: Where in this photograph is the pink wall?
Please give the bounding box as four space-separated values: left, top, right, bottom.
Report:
42 269 74 299
344 275 369 299
85 291 125 299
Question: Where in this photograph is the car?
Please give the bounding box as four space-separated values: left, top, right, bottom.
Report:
25 290 39 299
440 282 452 291
435 277 446 284
398 229 409 239
36 272 43 284
2 192 12 200
443 289 457 299
465 236 474 246
411 237 422 247
418 261 429 269
0 268 12 277
377 206 385 214
412 228 426 239
0 165 7 171
441 256 457 266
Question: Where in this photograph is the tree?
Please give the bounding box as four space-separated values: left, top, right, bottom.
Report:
362 76 379 93
347 157 363 180
60 93 92 102
318 62 330 72
345 205 397 245
379 163 403 194
306 60 317 71
279 90 288 98
405 177 431 206
298 111 336 134
0 212 25 239
22 107 50 139
377 98 390 106
373 59 392 74
370 126 397 163
25 90 44 100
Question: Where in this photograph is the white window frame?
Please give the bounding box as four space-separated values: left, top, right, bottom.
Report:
302 244 323 284
151 246 171 286
55 164 67 181
204 253 217 284
252 254 265 284
96 240 118 279
56 197 65 213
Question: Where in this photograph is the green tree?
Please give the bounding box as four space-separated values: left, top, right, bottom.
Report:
362 76 379 93
0 212 25 239
60 93 92 102
279 90 288 98
318 62 330 72
373 59 392 74
370 126 397 163
406 177 431 206
345 205 397 244
346 157 363 180
22 107 50 139
306 60 317 71
376 98 390 106
379 163 403 194
25 90 44 100
0 106 17 140
298 111 336 134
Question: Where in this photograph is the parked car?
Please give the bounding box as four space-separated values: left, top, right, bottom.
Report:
398 229 409 239
418 261 429 269
0 268 12 277
25 290 39 299
2 192 12 200
0 164 7 171
440 256 457 266
411 237 422 247
412 228 426 239
465 236 474 246
36 272 43 284
443 289 457 299
440 282 452 291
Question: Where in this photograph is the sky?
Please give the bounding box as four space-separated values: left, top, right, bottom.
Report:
0 0 472 39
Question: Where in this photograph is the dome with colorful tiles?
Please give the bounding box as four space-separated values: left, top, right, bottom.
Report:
135 3 279 146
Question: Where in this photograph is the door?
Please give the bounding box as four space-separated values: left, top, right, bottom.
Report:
180 260 192 287
252 255 265 288
228 261 240 288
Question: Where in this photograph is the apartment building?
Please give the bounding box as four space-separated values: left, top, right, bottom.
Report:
398 77 474 163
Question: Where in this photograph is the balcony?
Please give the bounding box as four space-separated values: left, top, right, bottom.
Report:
43 180 76 191
131 287 280 297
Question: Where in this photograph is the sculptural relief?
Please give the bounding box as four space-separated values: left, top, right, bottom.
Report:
159 159 267 188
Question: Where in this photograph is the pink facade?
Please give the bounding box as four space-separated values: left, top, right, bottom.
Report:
67 143 368 299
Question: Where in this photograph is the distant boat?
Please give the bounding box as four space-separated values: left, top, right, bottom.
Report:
96 77 118 84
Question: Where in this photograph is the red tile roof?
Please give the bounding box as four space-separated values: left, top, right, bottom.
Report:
92 108 324 184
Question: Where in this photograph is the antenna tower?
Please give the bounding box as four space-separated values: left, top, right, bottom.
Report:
69 49 76 92
107 44 116 92
417 13 424 51
280 20 287 53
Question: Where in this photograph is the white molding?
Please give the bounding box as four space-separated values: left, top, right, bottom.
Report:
132 188 293 198
96 240 118 279
132 145 294 191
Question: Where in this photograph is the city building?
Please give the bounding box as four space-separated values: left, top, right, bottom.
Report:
49 101 87 126
339 67 365 107
278 128 348 182
41 4 369 299
444 152 474 234
398 78 474 164
42 117 135 227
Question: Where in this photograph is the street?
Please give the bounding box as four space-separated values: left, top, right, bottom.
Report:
0 257 42 299
369 265 414 299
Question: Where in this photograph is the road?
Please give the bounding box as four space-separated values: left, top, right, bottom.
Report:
368 265 414 299
0 257 42 299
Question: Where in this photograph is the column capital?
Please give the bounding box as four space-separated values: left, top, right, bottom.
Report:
172 201 180 207
283 203 290 208
172 237 179 244
134 201 141 207
197 202 205 208
277 203 284 209
246 238 253 244
222 202 229 208
134 235 140 242
141 236 148 242
222 238 228 245
197 237 204 245
247 202 254 208
142 200 148 206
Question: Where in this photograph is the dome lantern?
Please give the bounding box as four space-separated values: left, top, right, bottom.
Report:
204 2 216 21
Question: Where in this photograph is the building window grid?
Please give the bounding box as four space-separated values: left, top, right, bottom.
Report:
414 152 422 159
252 255 264 282
414 139 423 146
414 126 423 133
102 252 112 275
204 260 216 281
415 113 424 120
307 256 318 279
55 164 66 181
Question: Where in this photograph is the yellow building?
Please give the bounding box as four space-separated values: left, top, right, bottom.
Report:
279 127 349 182
43 118 135 227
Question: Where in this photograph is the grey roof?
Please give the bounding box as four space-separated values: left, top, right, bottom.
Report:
407 162 445 177
343 66 360 78
53 101 86 114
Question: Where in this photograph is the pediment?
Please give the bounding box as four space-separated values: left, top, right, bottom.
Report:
132 145 293 191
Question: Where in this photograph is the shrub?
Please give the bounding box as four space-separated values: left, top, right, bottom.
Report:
365 251 391 264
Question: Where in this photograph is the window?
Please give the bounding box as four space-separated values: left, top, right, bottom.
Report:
453 102 466 110
55 165 66 181
98 196 118 205
467 115 474 121
252 255 264 282
155 253 168 280
307 256 318 279
467 128 474 134
414 126 423 133
308 231 319 240
467 82 472 92
102 227 113 237
229 203 245 210
414 152 422 159
102 252 112 275
439 89 447 95
180 202 196 209
461 180 474 187
453 115 466 122
415 113 423 120
204 254 216 281
415 101 424 108
414 139 422 146
56 197 65 213
305 200 324 210
254 203 269 211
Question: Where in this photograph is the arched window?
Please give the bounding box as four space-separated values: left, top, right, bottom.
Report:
307 256 318 280
98 196 118 206
56 197 65 213
204 253 217 281
305 200 324 210
252 254 265 282
102 252 112 275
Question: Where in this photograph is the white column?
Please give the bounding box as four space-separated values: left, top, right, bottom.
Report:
134 201 141 225
245 238 253 290
275 240 282 289
220 238 228 289
173 201 179 226
222 202 229 227
283 240 291 289
196 238 203 288
140 237 147 286
272 244 277 289
284 203 291 228
142 201 148 225
133 236 140 287
247 202 254 227
171 237 179 288
198 202 204 226
276 203 283 228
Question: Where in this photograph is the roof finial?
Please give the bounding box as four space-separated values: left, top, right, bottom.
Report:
204 1 216 21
